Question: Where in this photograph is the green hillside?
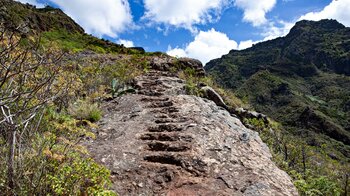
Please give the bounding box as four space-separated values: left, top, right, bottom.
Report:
206 19 350 195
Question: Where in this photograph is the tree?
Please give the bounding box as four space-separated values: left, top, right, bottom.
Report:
0 24 62 192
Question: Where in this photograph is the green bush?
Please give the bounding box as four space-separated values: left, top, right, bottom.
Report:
294 176 342 196
68 100 102 122
47 155 115 195
0 108 113 195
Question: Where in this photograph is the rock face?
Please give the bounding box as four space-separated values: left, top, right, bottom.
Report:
83 60 297 195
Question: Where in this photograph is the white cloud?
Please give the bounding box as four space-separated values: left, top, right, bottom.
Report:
167 28 238 64
261 20 294 40
117 39 134 47
260 0 350 41
234 0 277 26
299 0 350 27
15 0 45 8
238 40 256 50
167 47 187 58
49 0 133 38
143 0 229 31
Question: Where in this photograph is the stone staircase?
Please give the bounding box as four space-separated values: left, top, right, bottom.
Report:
83 59 298 195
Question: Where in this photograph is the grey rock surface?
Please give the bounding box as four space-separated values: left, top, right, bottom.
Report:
201 86 228 109
83 67 298 195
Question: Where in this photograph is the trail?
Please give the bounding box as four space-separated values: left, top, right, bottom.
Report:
83 58 297 195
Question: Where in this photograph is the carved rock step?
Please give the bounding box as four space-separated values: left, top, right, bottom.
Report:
138 90 164 97
154 114 183 120
140 97 169 102
145 71 175 77
143 153 207 176
135 80 168 90
148 101 174 108
140 132 193 142
155 107 180 114
148 124 184 132
140 88 166 93
155 118 176 124
154 116 189 124
147 141 191 152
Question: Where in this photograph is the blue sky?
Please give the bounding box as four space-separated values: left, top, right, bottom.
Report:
17 0 350 64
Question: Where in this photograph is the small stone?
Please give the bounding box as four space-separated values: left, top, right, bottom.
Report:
188 123 197 127
99 132 108 136
138 183 144 188
203 127 210 132
240 132 250 142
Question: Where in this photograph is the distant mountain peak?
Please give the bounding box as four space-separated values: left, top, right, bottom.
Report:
287 19 346 38
294 19 345 30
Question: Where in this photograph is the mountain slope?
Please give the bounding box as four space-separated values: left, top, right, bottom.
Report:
206 19 350 145
0 0 84 33
206 19 350 195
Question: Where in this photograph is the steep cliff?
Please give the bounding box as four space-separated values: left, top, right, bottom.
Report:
83 57 297 195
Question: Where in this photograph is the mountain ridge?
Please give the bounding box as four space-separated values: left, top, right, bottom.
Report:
206 19 350 195
206 20 350 140
207 19 350 79
0 0 84 33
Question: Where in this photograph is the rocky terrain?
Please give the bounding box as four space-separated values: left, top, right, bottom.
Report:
83 58 297 195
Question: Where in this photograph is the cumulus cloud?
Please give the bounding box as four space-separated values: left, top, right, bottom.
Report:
261 20 294 40
167 28 238 64
117 39 134 47
260 0 350 41
234 0 277 26
299 0 350 27
143 0 229 31
238 40 257 50
49 0 133 38
15 0 45 8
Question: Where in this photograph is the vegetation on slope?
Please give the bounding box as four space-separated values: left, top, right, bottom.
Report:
206 19 350 195
0 1 158 194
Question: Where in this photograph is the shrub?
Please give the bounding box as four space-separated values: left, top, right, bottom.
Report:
0 108 113 195
47 155 115 195
294 176 342 196
68 100 102 122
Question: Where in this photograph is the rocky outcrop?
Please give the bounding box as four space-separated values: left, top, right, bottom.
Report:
199 85 269 125
83 59 297 195
150 56 205 76
200 86 228 110
233 108 269 124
